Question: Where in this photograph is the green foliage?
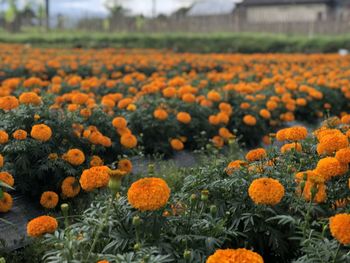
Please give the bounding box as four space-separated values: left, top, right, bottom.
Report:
2 32 350 53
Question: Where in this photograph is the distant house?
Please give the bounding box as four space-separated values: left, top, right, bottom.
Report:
239 0 350 23
186 0 242 16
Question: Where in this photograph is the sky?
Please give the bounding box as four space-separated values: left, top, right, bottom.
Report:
50 0 194 17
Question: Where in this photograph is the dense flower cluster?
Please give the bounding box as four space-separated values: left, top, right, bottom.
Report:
206 248 264 263
127 177 171 211
27 215 58 237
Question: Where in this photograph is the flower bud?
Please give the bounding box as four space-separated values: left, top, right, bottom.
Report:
0 257 5 263
132 216 141 226
108 178 121 194
61 203 69 216
183 250 191 261
201 190 209 201
148 163 155 175
134 242 141 251
190 194 197 204
210 205 217 217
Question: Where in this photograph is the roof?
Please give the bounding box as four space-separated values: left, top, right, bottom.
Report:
187 0 242 16
241 0 333 6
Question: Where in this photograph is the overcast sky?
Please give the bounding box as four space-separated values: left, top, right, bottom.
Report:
49 0 194 17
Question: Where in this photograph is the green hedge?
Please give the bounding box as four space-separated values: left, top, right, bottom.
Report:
1 32 350 53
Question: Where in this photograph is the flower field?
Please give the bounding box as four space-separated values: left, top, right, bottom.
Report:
0 44 350 262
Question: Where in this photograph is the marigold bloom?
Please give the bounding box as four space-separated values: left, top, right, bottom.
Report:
248 177 285 206
40 191 59 209
219 127 234 139
0 171 14 187
212 135 224 148
12 129 27 140
127 177 170 211
259 109 271 119
0 130 9 144
27 215 58 237
243 115 257 126
0 192 13 213
0 154 3 168
170 138 184 151
317 133 348 155
120 133 137 148
176 112 191 124
19 92 42 105
329 213 350 245
64 149 85 166
335 148 350 164
246 148 267 162
206 248 264 263
61 177 80 198
118 159 133 173
90 155 104 167
276 128 288 141
207 90 221 102
297 181 327 203
153 108 168 120
226 160 247 175
30 124 52 142
112 116 127 129
0 96 19 110
315 157 343 181
79 166 110 192
281 142 302 153
285 126 308 141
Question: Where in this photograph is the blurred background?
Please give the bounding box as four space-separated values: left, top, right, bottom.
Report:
1 0 350 35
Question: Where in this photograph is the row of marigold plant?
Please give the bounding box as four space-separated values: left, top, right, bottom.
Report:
0 115 348 262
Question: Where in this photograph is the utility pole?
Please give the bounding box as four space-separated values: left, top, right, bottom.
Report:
152 0 156 18
45 0 49 31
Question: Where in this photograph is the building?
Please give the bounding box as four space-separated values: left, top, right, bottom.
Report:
239 0 350 23
186 0 241 16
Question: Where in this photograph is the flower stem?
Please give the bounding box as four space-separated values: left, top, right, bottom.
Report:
86 196 113 261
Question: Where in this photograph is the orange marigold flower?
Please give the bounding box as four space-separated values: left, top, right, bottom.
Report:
206 248 264 263
276 128 288 141
243 115 257 126
315 157 343 181
329 213 350 245
61 177 80 198
225 160 247 175
40 191 59 209
19 92 42 105
335 147 350 164
12 129 27 140
64 149 85 166
97 261 109 263
176 112 191 124
0 154 3 168
259 109 271 119
170 138 184 151
246 148 267 162
120 133 137 148
30 124 52 142
118 159 133 173
0 96 19 110
315 128 342 142
0 171 14 187
0 192 13 213
0 130 9 144
79 166 110 192
112 116 127 129
341 114 350 124
90 155 104 167
285 126 308 141
317 133 348 155
153 108 168 120
127 177 170 211
219 127 234 139
207 90 221 102
27 215 58 237
212 135 224 148
281 142 302 153
297 181 327 203
248 177 285 206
